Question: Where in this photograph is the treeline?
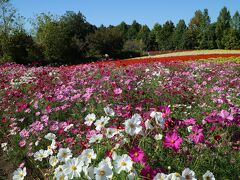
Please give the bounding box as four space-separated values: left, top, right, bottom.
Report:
0 0 240 65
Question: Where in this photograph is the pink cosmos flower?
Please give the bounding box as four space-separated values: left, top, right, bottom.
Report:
30 121 43 132
140 165 157 179
19 139 26 147
163 131 183 151
86 130 97 139
20 129 29 138
188 126 204 144
129 146 145 162
114 88 122 95
219 110 233 121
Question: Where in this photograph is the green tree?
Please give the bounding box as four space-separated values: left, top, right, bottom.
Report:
126 20 141 40
7 29 41 64
157 21 175 50
188 10 204 49
87 28 123 57
222 28 240 49
137 25 150 51
172 19 187 49
149 23 162 50
231 11 240 31
215 7 231 48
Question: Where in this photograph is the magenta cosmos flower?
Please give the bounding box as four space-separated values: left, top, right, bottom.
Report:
129 146 145 162
163 131 183 151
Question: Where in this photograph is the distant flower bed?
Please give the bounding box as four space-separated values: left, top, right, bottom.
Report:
0 58 239 179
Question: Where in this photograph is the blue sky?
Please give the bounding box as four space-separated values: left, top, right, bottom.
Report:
11 0 239 29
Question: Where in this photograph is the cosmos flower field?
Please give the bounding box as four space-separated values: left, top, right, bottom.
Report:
0 55 240 179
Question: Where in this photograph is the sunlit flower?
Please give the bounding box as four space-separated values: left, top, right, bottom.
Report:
150 111 165 128
182 168 196 180
104 106 115 117
62 158 84 179
44 133 56 140
80 149 97 165
57 148 72 162
154 134 163 140
89 134 103 144
153 173 167 180
94 116 110 131
114 154 133 174
13 167 27 180
203 171 215 180
49 156 59 167
94 162 113 180
105 128 118 138
124 114 142 136
84 113 96 126
167 172 184 180
34 149 49 161
145 119 153 130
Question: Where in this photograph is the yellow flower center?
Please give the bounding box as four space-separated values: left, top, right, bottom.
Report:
134 152 139 157
129 123 135 128
71 165 77 171
185 175 190 179
175 173 181 177
170 139 175 144
60 176 65 180
121 161 127 166
206 177 211 180
62 152 67 158
87 154 92 159
99 170 106 176
19 173 24 177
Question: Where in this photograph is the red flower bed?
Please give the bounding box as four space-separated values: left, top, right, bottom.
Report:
61 53 240 70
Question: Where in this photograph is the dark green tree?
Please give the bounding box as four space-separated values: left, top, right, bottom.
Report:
157 21 175 50
172 19 187 49
215 7 231 48
87 28 123 57
137 25 150 51
187 10 204 49
149 23 162 50
231 11 240 31
126 20 141 40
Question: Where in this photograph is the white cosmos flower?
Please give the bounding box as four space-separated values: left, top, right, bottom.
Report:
154 134 163 140
182 168 196 180
153 173 167 180
64 124 74 132
54 165 67 180
49 156 59 167
46 140 57 156
83 166 95 180
13 167 27 180
145 119 153 130
99 157 113 169
34 149 49 161
187 126 193 133
84 113 96 126
113 154 133 174
105 128 118 138
57 148 72 162
62 158 84 179
89 134 103 144
44 133 56 140
127 170 137 180
1 142 7 151
167 172 184 180
104 106 115 117
80 149 97 165
203 171 215 180
124 114 142 136
150 111 165 128
94 116 110 131
94 162 113 180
